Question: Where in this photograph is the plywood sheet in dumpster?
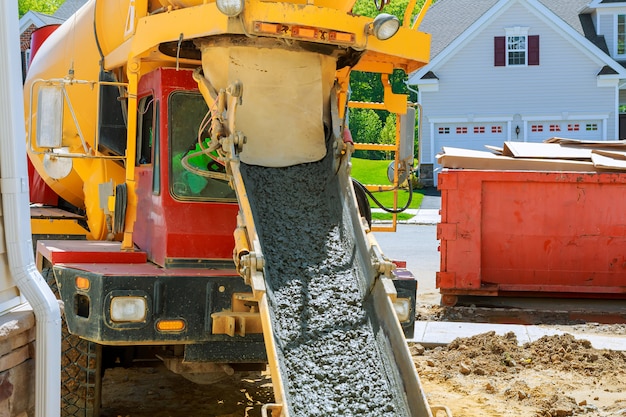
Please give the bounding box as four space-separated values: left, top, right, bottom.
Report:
545 137 626 147
503 142 626 161
592 149 626 160
480 174 626 292
502 142 593 160
437 147 595 172
591 153 626 170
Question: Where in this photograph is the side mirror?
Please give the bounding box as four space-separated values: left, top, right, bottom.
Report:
36 85 64 148
398 106 416 167
387 107 416 184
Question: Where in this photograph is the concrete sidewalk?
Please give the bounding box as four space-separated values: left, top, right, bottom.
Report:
371 208 441 225
406 208 440 225
371 187 442 225
408 321 626 351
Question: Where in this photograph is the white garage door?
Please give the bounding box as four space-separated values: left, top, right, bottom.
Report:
435 122 506 152
526 120 601 142
433 122 506 185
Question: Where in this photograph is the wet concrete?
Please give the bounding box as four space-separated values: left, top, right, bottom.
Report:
241 153 410 417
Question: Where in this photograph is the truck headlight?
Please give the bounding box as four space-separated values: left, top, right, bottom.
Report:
370 13 400 41
216 0 243 17
110 296 147 322
393 298 411 322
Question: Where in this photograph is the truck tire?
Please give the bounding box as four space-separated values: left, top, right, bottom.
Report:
43 268 102 417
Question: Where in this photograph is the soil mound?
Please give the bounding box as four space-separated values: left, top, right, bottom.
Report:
412 332 626 417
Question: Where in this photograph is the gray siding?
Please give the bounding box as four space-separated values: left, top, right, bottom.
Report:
599 13 615 55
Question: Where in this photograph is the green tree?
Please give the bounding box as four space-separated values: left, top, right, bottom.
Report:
349 0 429 162
350 0 424 103
349 108 383 159
18 0 64 17
352 0 429 24
379 113 396 160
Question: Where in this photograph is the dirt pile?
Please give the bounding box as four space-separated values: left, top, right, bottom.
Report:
412 331 626 417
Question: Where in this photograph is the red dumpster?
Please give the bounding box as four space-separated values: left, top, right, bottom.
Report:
437 169 626 305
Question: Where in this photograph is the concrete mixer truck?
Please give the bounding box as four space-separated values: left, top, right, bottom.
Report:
23 1 434 416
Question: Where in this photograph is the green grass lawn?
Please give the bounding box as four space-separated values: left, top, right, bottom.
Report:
350 158 424 220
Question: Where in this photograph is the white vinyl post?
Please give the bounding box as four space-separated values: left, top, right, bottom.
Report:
0 2 61 417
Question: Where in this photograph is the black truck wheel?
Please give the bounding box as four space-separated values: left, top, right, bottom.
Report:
43 268 103 417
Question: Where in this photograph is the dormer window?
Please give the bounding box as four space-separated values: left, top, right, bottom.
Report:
507 35 527 65
495 27 539 67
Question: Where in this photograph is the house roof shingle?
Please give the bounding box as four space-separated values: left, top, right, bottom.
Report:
53 0 88 20
419 0 592 59
538 0 589 35
30 11 65 26
418 0 498 59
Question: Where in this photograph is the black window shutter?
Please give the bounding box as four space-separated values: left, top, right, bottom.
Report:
494 36 506 66
528 35 540 65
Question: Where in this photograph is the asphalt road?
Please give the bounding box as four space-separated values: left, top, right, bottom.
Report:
374 224 440 305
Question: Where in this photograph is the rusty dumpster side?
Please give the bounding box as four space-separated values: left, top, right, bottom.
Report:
437 169 626 305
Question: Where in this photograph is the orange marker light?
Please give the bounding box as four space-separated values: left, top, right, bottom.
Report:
75 276 90 290
329 31 355 43
156 319 186 332
254 22 281 34
292 26 317 39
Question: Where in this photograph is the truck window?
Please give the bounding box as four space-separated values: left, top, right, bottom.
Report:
136 95 154 165
153 102 160 195
168 91 236 201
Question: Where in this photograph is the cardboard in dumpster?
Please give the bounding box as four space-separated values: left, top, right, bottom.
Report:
436 146 596 172
591 153 626 170
591 149 626 160
484 145 503 154
502 142 594 159
545 137 626 147
437 137 626 172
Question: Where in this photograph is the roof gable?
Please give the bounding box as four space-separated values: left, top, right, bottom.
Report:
18 11 65 33
18 0 87 34
410 0 626 83
19 11 45 33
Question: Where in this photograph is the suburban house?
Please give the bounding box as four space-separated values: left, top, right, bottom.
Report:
18 0 87 81
18 12 64 80
410 0 626 186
